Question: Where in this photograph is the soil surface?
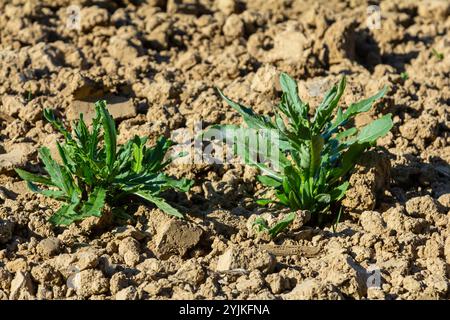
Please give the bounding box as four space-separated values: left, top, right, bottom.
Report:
0 0 449 300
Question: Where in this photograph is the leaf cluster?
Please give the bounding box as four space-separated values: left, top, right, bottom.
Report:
16 101 192 225
209 73 393 234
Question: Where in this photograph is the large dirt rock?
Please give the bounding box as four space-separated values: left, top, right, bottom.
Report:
154 219 204 259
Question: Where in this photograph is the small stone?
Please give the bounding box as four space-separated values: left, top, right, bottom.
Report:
282 279 319 299
405 195 447 227
79 6 109 32
107 36 139 62
406 195 444 217
437 193 450 208
6 258 28 273
68 269 109 298
216 0 237 15
36 237 62 258
74 250 100 271
111 225 146 241
9 271 35 300
265 273 289 294
109 272 130 295
175 51 200 71
360 211 386 234
142 278 172 296
115 286 139 300
147 22 169 49
68 96 136 125
216 246 276 274
367 287 386 299
250 64 278 94
118 237 141 267
235 271 265 294
0 143 34 174
282 278 343 300
269 29 308 63
31 264 62 286
99 255 120 277
323 19 356 64
417 0 449 19
45 254 76 277
402 276 423 293
1 95 25 117
223 14 244 39
174 260 206 285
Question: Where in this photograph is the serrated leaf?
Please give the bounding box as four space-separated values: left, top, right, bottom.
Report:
345 87 387 118
15 169 55 186
356 114 393 144
279 73 307 119
275 191 290 206
145 136 172 172
80 187 106 217
253 217 270 232
26 181 67 200
313 76 346 133
161 175 193 193
315 193 331 204
203 124 286 178
268 212 296 237
335 127 357 141
39 147 74 196
134 191 184 218
49 203 79 225
43 108 72 140
330 143 366 183
330 181 349 201
217 89 275 130
257 175 282 187
255 198 274 206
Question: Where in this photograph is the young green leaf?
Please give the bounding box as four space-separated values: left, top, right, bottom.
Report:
356 114 393 144
254 212 297 237
97 100 117 171
217 89 275 130
15 168 55 186
257 175 282 187
268 212 296 237
279 73 307 119
134 191 184 218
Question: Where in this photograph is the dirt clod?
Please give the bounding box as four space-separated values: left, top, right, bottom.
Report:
154 220 204 259
0 0 448 301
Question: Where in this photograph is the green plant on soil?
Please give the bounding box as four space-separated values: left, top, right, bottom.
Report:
16 100 192 225
431 48 444 61
208 73 393 236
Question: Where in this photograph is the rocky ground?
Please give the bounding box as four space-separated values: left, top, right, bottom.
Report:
0 0 449 300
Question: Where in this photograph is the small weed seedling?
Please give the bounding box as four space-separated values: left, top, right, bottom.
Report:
16 101 192 225
431 48 444 61
207 73 393 236
400 72 409 80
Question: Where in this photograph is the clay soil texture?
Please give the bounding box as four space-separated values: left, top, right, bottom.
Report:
0 0 449 300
